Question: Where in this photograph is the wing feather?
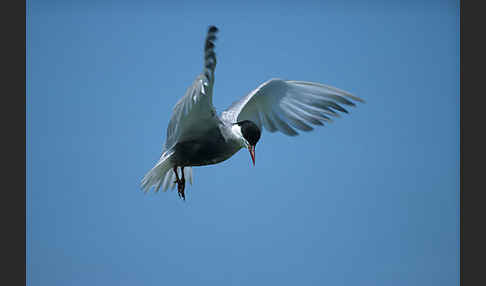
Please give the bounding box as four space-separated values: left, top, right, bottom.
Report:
164 26 220 151
261 110 278 132
271 111 299 136
280 103 314 131
282 101 324 126
221 78 363 136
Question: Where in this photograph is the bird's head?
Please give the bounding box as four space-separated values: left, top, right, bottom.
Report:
232 120 261 166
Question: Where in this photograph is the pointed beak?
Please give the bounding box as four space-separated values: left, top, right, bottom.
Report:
248 145 256 166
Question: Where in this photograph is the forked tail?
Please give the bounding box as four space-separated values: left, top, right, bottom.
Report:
141 150 193 193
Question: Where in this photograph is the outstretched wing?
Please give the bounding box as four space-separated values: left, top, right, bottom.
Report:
221 78 364 136
164 26 220 150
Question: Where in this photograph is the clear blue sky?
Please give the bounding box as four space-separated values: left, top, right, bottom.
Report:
27 0 459 285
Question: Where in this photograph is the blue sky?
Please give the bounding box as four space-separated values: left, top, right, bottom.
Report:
27 0 459 285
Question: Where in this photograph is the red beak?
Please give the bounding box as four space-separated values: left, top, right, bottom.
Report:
248 145 256 166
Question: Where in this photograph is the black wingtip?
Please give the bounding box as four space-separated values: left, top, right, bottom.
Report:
205 41 215 50
204 26 218 72
208 25 219 33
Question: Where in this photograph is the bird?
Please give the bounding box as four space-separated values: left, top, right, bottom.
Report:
141 25 364 200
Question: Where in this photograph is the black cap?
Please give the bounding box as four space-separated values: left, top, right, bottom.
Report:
237 120 261 146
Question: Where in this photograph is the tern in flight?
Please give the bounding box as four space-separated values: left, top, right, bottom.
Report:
141 26 364 199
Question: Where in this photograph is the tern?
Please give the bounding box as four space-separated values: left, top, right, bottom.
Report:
141 26 364 199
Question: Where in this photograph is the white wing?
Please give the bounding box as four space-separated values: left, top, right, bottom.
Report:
164 26 220 150
221 78 364 136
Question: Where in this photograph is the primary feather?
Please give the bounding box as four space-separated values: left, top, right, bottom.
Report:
164 26 220 151
221 79 364 135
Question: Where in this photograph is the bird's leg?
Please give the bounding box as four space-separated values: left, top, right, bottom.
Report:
173 167 181 184
178 167 186 200
173 167 186 200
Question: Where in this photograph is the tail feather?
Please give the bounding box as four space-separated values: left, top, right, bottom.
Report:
141 150 194 194
186 167 193 185
141 150 174 193
162 169 175 192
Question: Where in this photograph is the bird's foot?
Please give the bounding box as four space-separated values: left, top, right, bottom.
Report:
177 178 186 200
173 167 186 200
